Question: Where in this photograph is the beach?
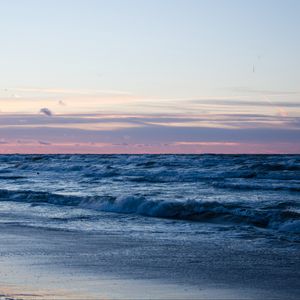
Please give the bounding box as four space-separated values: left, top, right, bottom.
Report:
1 217 300 299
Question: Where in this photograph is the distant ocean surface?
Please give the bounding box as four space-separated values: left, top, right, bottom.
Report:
0 154 299 244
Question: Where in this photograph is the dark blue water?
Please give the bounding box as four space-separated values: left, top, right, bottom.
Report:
0 154 299 243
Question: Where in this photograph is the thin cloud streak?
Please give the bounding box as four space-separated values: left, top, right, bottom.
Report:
227 87 300 96
1 113 300 130
189 99 300 108
10 87 133 96
1 140 299 154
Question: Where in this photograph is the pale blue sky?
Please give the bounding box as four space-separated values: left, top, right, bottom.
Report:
0 0 299 153
1 0 299 97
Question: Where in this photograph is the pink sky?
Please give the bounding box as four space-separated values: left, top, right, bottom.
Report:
0 100 299 153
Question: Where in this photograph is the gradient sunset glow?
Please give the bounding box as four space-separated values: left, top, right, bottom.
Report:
1 0 299 153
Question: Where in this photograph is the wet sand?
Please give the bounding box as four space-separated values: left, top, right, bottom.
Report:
0 223 300 299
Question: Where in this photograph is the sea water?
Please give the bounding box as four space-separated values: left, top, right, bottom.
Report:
0 154 299 244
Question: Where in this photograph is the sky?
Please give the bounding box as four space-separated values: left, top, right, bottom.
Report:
0 0 299 154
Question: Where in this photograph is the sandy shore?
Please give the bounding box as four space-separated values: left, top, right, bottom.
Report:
0 223 299 300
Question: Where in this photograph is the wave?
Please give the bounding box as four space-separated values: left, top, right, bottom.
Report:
2 155 300 185
0 189 299 234
0 175 26 180
89 196 300 233
212 181 300 192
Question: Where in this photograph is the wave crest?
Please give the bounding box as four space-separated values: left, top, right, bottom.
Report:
1 189 299 234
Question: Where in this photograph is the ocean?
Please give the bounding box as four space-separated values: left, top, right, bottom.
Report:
0 154 299 241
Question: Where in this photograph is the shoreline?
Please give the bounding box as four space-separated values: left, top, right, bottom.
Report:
1 223 300 300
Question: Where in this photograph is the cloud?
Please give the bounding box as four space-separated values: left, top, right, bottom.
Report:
0 112 300 153
16 139 32 144
39 108 53 117
1 139 299 154
173 141 239 146
14 87 132 96
1 112 300 132
227 87 299 96
189 99 300 108
38 140 52 145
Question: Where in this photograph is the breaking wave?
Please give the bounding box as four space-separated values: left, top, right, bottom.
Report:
0 189 299 235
